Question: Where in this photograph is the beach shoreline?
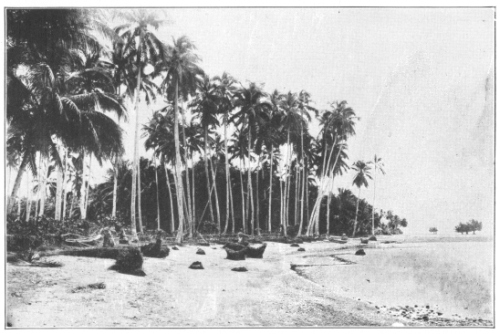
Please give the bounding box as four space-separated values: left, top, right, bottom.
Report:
6 234 493 328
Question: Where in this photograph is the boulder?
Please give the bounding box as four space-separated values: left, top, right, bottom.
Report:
189 261 204 270
172 246 179 250
196 248 206 255
368 235 377 241
290 243 300 247
297 248 305 252
231 267 248 272
355 249 366 256
246 243 267 258
109 248 145 276
225 248 246 261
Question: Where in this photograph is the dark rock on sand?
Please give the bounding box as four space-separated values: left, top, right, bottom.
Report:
196 248 206 255
172 246 179 250
189 261 204 270
246 243 267 258
141 230 169 258
225 248 246 260
297 248 305 252
355 249 366 256
109 248 145 276
368 235 377 241
231 267 248 272
290 243 300 247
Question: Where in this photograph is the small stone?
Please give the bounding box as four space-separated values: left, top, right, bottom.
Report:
231 267 248 272
290 244 300 247
172 246 179 250
355 249 366 256
189 261 204 270
297 248 305 252
196 248 206 255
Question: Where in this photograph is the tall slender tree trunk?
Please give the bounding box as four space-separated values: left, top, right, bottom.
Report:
35 153 41 218
112 155 119 218
223 113 230 234
38 157 47 217
229 175 236 234
326 192 332 235
352 188 361 237
130 41 143 240
372 166 377 236
248 130 255 236
154 154 161 230
255 162 260 235
297 158 306 237
69 192 75 220
137 160 143 232
191 161 196 224
209 154 221 233
239 159 246 233
55 163 63 220
174 79 186 243
26 171 32 222
62 150 69 220
268 145 274 232
204 130 215 225
294 164 299 226
181 119 193 235
164 163 176 233
9 150 30 212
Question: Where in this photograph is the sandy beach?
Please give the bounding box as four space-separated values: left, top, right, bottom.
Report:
6 234 493 328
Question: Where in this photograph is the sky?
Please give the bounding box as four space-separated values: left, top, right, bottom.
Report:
118 8 494 234
6 7 494 235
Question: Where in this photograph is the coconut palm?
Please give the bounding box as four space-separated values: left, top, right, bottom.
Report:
160 35 204 242
231 82 272 235
370 155 385 236
113 8 167 238
213 72 237 234
351 160 372 237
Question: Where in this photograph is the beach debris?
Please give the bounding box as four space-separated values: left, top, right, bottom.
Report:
71 282 106 293
189 261 204 270
102 228 115 247
297 248 305 252
290 243 300 247
368 235 377 241
246 243 267 258
196 248 206 255
355 249 366 256
109 247 145 276
360 238 369 244
225 248 246 260
118 229 129 245
141 230 169 258
224 243 247 251
231 267 248 272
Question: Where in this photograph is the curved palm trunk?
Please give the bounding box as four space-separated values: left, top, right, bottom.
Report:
209 155 221 233
203 130 215 226
223 115 230 234
239 159 246 233
248 130 255 236
154 154 161 230
174 79 186 243
352 187 361 237
164 163 176 233
268 145 274 232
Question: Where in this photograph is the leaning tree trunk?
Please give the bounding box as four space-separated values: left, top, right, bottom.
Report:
9 150 30 212
239 159 246 234
248 130 255 236
164 163 176 233
326 192 332 235
203 130 215 226
174 79 186 243
268 145 274 233
154 154 161 230
352 188 361 237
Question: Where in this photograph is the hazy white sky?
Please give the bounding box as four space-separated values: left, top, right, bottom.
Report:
118 8 494 234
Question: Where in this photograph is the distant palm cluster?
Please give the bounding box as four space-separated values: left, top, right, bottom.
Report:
455 220 482 235
7 9 408 239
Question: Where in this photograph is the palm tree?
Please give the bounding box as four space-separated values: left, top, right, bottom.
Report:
114 9 167 238
232 82 271 236
351 160 372 237
160 35 204 242
370 155 385 236
213 72 237 234
191 74 221 231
